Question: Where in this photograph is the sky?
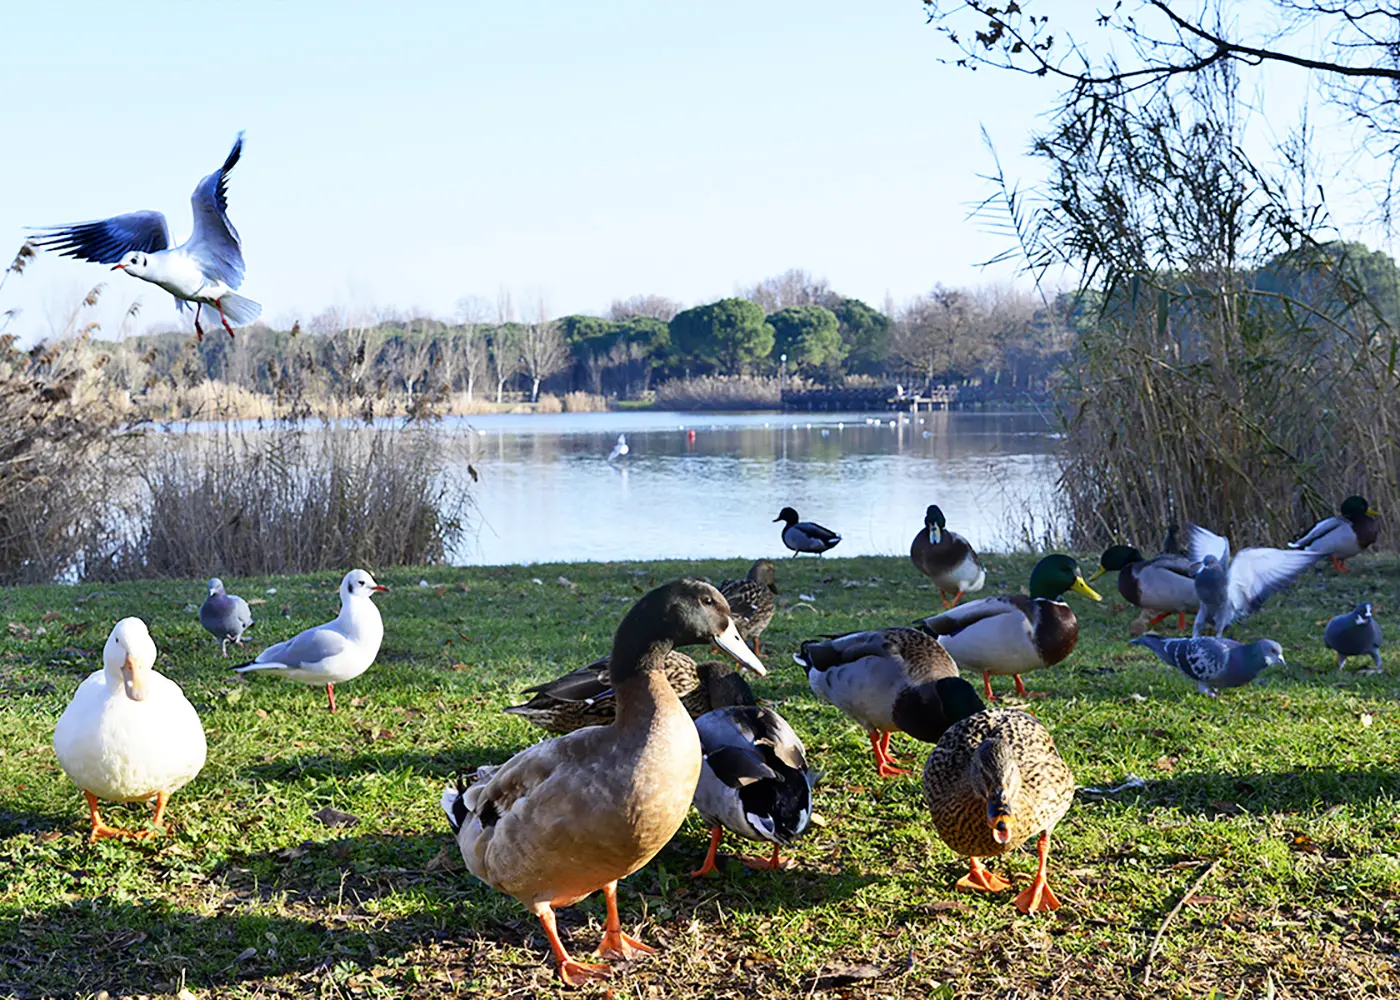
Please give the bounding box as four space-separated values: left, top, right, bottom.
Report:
0 2 1390 344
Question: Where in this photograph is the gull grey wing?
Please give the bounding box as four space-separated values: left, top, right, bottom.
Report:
255 625 350 668
1228 547 1319 615
28 211 171 264
1187 523 1231 567
186 132 246 288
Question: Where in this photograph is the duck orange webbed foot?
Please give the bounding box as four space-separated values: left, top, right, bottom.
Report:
955 857 1010 893
741 845 793 870
1012 675 1047 699
558 957 611 985
1013 879 1061 914
595 929 656 960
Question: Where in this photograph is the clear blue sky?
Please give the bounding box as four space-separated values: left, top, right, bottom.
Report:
0 2 1384 343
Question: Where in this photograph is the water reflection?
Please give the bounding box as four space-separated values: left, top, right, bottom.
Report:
452 410 1058 566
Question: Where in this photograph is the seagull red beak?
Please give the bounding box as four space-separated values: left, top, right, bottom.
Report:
371 584 389 593
110 263 125 271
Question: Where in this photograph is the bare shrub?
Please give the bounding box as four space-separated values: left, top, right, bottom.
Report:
533 393 564 414
653 375 784 410
88 420 469 579
561 391 608 413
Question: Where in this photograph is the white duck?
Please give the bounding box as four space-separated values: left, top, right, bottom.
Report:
233 569 387 712
53 618 207 841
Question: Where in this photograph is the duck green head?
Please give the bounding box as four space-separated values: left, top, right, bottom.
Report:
924 504 947 544
1029 554 1103 602
1340 495 1379 520
1089 545 1143 583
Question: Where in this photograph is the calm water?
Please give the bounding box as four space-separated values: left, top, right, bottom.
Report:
449 410 1059 565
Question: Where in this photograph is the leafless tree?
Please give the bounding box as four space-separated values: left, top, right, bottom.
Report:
518 295 570 402
451 296 493 401
607 294 682 322
384 321 436 411
893 287 992 385
739 269 834 313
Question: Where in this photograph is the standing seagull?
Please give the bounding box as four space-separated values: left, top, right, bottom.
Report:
1187 523 1317 636
607 433 629 463
199 578 254 657
232 569 387 712
29 133 260 340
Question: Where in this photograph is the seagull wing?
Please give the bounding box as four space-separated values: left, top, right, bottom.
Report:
28 211 171 264
185 132 247 287
1187 523 1231 567
1227 547 1319 616
255 624 349 669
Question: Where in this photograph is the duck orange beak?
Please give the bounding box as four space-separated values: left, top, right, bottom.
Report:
121 654 148 701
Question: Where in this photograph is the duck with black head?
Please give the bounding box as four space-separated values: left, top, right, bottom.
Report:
442 579 766 986
910 504 986 608
773 507 841 557
1288 495 1381 572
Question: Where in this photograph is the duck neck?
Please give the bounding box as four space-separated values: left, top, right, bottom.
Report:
609 634 680 728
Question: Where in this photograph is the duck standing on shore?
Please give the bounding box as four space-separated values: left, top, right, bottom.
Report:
53 618 207 841
442 579 766 985
718 558 778 652
1090 545 1198 632
910 504 986 608
774 507 841 557
1288 495 1380 572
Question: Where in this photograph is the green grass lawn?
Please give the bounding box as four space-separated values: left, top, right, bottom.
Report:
2 554 1398 999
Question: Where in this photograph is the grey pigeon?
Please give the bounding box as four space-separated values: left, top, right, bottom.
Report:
1187 523 1317 636
1131 634 1286 696
200 577 253 657
1324 602 1382 672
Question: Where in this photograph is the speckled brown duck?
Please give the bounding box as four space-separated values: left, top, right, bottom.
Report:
718 558 778 652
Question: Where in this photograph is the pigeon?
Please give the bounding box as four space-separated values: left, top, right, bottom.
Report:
607 434 629 462
773 506 841 557
1324 602 1382 672
199 577 253 657
30 133 259 340
232 569 387 712
1288 495 1380 572
1187 523 1317 636
1130 634 1285 696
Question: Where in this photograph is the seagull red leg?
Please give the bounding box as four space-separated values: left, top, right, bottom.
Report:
193 303 205 341
214 299 237 338
326 683 337 713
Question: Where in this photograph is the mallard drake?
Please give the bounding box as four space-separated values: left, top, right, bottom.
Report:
691 690 814 876
53 618 207 842
1090 545 1198 631
914 554 1102 701
910 505 986 607
774 507 841 556
199 577 253 657
794 627 979 778
1288 495 1380 572
1130 635 1284 696
1324 603 1382 672
1188 524 1316 636
718 559 778 651
503 653 751 735
233 569 387 712
922 686 1074 914
1161 522 1186 557
441 579 766 986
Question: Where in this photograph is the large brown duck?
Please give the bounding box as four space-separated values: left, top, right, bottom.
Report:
442 580 766 985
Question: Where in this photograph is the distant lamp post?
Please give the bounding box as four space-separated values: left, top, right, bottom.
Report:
780 353 788 396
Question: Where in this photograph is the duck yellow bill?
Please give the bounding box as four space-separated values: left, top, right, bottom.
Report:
1070 575 1103 601
1367 507 1381 517
121 654 148 702
1086 566 1106 584
712 619 766 675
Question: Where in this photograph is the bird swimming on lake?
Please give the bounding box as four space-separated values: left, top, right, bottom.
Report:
718 558 778 652
607 434 629 462
29 133 259 340
53 618 207 842
232 569 387 712
441 579 765 986
921 679 1074 914
1130 634 1285 696
1324 602 1383 672
1288 495 1380 572
909 504 985 607
915 555 1102 701
199 577 253 657
1090 545 1198 632
774 506 841 557
1187 524 1317 636
690 678 814 876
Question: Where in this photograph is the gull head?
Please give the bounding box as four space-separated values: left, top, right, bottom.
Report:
342 568 389 601
112 251 151 277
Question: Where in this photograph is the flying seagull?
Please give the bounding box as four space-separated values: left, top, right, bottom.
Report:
607 434 629 462
30 132 260 340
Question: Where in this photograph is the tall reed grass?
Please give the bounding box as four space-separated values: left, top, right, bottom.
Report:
653 375 785 410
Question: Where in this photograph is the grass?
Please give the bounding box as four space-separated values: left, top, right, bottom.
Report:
1 553 1398 999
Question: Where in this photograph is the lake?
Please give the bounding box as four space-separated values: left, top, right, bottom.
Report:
448 410 1060 565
